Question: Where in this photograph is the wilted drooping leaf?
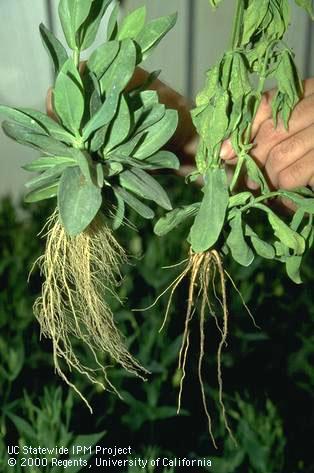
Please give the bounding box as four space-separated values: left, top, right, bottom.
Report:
227 211 254 266
154 203 200 237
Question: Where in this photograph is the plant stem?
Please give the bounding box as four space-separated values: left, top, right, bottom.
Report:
73 49 80 69
240 191 283 212
230 0 244 49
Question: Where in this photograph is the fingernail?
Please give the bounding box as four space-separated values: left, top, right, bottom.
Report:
246 178 260 190
220 139 233 159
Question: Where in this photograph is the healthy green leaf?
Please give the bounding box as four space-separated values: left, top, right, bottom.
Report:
71 149 94 184
2 121 73 156
96 163 104 188
112 189 125 229
39 23 68 76
53 59 84 134
107 2 119 40
24 181 59 203
118 6 146 41
119 168 172 210
114 186 154 219
0 105 75 145
136 13 177 59
137 90 159 107
58 166 102 236
87 40 120 78
82 90 120 140
25 164 68 190
191 167 229 252
100 39 136 95
227 211 254 266
135 104 166 134
154 203 200 236
104 95 131 152
80 0 112 50
0 105 46 134
144 151 180 170
108 161 123 176
133 109 178 159
23 155 76 172
58 0 93 49
112 133 144 158
128 69 161 96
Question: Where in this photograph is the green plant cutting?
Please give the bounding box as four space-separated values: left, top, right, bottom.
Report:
154 0 314 447
0 0 179 411
1 0 314 448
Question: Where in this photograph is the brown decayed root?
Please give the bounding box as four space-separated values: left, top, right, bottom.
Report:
147 248 237 448
32 209 148 412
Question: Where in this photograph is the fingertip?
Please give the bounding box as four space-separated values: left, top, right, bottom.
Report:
220 139 235 160
245 177 260 190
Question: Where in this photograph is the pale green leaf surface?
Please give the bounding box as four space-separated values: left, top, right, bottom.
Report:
58 166 102 236
286 255 302 283
100 39 136 95
135 104 165 134
119 168 172 210
136 13 177 58
154 203 200 236
104 95 131 152
133 109 178 159
114 186 154 219
59 0 93 49
80 0 112 50
107 2 119 40
112 189 125 229
87 41 120 78
294 0 314 19
23 156 76 172
228 192 252 208
82 91 120 140
24 182 59 203
191 168 229 252
53 59 84 134
227 212 254 266
245 225 275 259
2 122 73 156
144 151 179 170
118 6 146 41
25 164 68 190
39 23 68 75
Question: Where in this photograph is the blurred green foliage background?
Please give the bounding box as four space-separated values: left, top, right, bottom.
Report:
0 176 313 472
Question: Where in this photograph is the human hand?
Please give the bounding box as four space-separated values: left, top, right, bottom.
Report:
220 78 314 192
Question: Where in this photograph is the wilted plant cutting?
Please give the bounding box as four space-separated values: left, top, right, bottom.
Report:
0 0 179 410
1 0 314 447
154 0 314 446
